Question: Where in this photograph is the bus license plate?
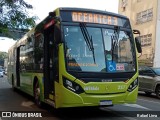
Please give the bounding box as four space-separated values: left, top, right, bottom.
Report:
100 100 112 106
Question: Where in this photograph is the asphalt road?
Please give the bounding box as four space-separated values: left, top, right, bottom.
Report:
0 76 160 120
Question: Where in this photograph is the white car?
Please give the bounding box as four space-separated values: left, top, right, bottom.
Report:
0 70 4 77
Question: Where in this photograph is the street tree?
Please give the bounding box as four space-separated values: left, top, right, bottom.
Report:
0 51 7 66
0 0 38 39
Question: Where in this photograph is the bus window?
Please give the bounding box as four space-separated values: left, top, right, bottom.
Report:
64 26 106 72
34 34 44 71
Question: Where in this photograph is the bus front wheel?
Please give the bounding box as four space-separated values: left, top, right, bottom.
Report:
156 86 160 99
34 82 42 107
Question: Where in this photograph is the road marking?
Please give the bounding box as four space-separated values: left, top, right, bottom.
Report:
138 98 160 105
123 103 151 110
21 101 34 108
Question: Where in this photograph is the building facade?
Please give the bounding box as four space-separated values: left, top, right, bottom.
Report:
118 0 160 67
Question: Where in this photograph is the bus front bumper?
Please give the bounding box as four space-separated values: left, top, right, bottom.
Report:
55 84 138 108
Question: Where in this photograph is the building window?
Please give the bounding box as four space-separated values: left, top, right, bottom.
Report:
136 8 153 24
137 0 142 3
147 8 153 21
121 0 128 11
140 33 152 47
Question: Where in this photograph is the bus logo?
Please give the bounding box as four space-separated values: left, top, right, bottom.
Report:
106 86 109 91
101 79 112 82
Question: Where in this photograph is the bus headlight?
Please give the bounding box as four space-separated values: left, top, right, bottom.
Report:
127 79 138 92
63 78 84 94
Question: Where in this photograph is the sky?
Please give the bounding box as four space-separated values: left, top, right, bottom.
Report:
0 37 16 52
28 0 119 23
0 0 119 52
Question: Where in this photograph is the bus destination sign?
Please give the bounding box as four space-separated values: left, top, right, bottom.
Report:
72 12 118 25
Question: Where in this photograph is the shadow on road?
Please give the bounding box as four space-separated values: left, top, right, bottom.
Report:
138 92 159 100
44 106 122 120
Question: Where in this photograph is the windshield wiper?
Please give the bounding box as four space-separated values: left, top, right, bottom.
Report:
111 26 120 62
80 23 96 64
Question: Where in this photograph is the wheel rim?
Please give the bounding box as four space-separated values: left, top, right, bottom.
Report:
35 83 41 105
156 87 160 98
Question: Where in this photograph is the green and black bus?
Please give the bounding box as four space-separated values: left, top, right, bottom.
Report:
8 7 142 108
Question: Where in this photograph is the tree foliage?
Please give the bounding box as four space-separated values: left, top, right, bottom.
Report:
0 51 7 59
0 51 8 66
0 0 38 37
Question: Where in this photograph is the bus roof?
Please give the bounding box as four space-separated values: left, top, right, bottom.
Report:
57 7 128 19
9 7 131 50
35 7 130 32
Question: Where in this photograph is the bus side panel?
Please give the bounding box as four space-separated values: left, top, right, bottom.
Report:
19 73 44 98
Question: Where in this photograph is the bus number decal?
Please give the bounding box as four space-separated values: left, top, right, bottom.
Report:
118 85 126 90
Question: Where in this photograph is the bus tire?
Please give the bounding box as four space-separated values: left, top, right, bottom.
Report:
12 75 15 91
155 85 160 99
145 91 152 96
34 81 42 107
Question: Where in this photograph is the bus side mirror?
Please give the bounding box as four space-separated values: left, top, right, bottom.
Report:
133 29 142 53
135 37 142 53
133 29 140 35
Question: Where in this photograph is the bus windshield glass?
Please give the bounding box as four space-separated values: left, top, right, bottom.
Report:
64 25 135 72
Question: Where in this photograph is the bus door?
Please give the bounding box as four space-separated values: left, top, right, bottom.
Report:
43 25 57 101
16 47 20 87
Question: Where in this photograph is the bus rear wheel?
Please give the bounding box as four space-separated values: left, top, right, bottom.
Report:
34 82 42 107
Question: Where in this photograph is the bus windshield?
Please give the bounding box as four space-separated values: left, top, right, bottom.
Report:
64 25 135 73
